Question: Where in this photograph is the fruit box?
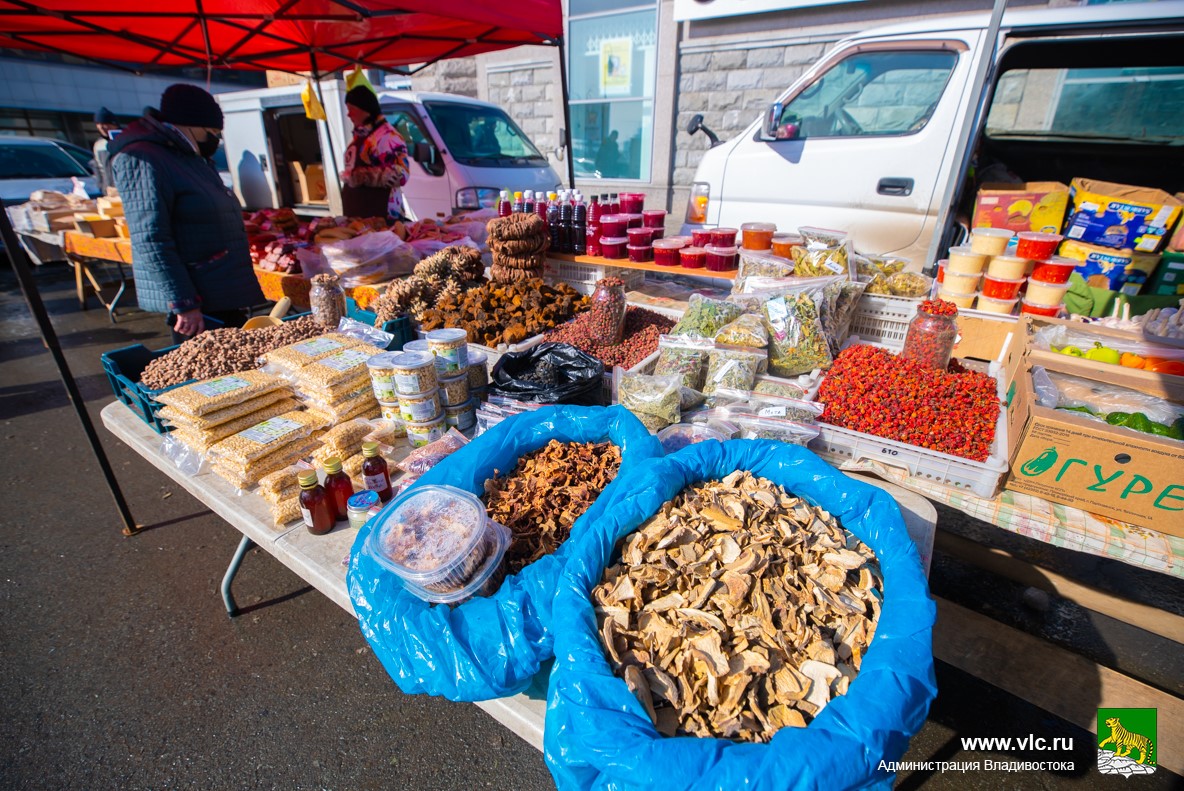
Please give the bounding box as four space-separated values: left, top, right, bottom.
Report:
1065 178 1183 254
972 182 1069 234
1003 352 1184 537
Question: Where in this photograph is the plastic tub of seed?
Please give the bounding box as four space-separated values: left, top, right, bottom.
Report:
366 351 402 402
396 389 443 423
444 398 477 431
467 350 489 390
427 328 469 374
405 414 447 447
403 339 429 353
365 485 511 603
391 351 438 397
438 373 470 407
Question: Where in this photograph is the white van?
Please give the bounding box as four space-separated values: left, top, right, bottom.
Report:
681 2 1184 267
219 84 562 220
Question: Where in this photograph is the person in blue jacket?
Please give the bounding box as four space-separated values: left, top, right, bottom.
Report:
110 84 263 342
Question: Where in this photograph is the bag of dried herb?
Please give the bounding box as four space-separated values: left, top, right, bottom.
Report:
707 389 824 423
653 334 712 390
613 369 682 430
668 295 742 339
702 346 766 395
763 290 833 378
731 250 795 292
713 314 769 348
795 226 854 279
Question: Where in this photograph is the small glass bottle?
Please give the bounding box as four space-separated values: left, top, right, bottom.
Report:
588 277 627 344
608 193 620 214
321 456 355 522
360 441 393 503
901 298 960 371
309 273 346 330
523 189 535 214
298 471 335 536
346 490 380 530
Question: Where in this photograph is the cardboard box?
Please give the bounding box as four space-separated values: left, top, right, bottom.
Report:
973 182 1069 234
31 208 77 233
290 161 328 204
73 213 116 238
97 197 123 219
1169 193 1184 252
1064 178 1183 254
953 314 1018 363
1145 251 1184 296
1057 239 1134 291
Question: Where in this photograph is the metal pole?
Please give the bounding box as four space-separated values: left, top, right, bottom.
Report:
924 0 1009 274
0 209 139 535
556 35 576 190
309 52 344 212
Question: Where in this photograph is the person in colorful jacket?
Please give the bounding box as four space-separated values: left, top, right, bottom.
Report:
340 86 410 220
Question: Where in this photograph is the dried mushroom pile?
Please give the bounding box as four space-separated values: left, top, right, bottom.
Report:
419 279 588 347
484 440 622 575
370 245 486 324
487 212 549 283
593 471 881 742
139 317 325 390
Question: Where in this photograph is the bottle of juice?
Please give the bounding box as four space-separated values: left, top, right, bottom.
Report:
321 457 355 523
298 472 335 535
360 441 393 503
497 189 511 217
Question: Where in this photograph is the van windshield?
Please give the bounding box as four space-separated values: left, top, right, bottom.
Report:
422 101 547 167
986 67 1184 144
0 142 90 179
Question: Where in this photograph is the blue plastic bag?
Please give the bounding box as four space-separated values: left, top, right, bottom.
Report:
348 404 662 702
544 439 937 791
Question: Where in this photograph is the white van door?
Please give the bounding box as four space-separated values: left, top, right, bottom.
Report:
381 103 452 221
718 33 982 262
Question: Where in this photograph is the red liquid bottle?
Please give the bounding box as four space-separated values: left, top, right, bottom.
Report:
298 472 335 535
608 193 620 215
322 456 355 523
588 194 602 225
497 189 511 217
537 192 551 225
360 441 393 503
511 191 524 214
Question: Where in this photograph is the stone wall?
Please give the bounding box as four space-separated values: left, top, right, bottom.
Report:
409 56 479 98
485 62 563 167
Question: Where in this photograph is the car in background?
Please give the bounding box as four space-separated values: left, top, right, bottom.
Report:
52 139 97 174
0 135 100 205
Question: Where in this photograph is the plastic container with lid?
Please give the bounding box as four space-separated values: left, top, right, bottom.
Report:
390 350 439 396
975 295 1018 315
1029 256 1077 284
710 227 738 247
691 229 713 248
599 214 626 237
941 269 981 296
642 209 666 228
627 245 653 263
680 246 707 269
427 328 469 374
599 236 628 259
620 193 645 214
1014 232 1062 260
1025 279 1070 306
396 389 442 423
771 233 802 259
467 350 489 390
1020 299 1062 317
346 490 380 530
621 213 644 229
740 222 776 250
364 484 511 603
402 339 429 354
969 227 1014 256
652 238 686 267
379 401 401 422
937 288 976 309
705 245 738 272
648 227 665 240
657 422 729 453
405 414 447 447
444 398 477 431
626 227 655 246
987 254 1028 280
947 246 988 275
366 351 401 402
438 372 470 407
981 274 1025 300
935 259 948 284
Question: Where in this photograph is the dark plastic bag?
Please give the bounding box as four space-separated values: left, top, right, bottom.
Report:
347 405 663 701
489 342 605 406
544 439 937 791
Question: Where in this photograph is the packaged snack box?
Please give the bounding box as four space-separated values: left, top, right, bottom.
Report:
1065 178 1182 253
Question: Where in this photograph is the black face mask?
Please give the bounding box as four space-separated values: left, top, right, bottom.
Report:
197 131 221 159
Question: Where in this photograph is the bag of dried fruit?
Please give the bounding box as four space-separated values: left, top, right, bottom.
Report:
544 439 937 790
346 404 663 701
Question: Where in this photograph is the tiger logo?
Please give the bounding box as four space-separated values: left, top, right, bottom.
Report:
1099 717 1155 765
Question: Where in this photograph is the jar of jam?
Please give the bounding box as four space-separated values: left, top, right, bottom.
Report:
771 233 801 259
620 193 644 214
901 299 959 371
627 227 654 246
680 246 707 269
740 222 776 250
599 236 628 259
691 229 712 248
322 456 355 522
649 227 665 240
360 441 393 503
641 209 666 228
710 227 738 247
704 245 738 272
599 214 626 237
652 238 686 267
622 213 644 230
627 245 653 263
298 471 335 535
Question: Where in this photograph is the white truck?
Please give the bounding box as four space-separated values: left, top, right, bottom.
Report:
218 82 563 220
681 2 1184 267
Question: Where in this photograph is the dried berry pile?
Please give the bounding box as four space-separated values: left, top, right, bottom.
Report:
418 279 588 347
818 344 1000 461
483 439 621 575
139 317 326 390
544 306 675 369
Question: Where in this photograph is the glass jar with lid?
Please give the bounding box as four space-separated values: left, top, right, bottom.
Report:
901 298 959 370
309 273 346 329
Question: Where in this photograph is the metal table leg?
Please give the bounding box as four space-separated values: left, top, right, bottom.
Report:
221 535 255 617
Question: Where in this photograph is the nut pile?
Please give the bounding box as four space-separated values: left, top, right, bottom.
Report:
544 306 675 369
818 344 999 460
419 279 588 347
370 245 486 324
139 317 325 390
483 439 622 575
593 471 881 742
487 212 548 283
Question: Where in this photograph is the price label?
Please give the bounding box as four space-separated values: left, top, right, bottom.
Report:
757 406 787 418
293 337 343 356
191 376 249 397
320 349 370 372
238 416 303 445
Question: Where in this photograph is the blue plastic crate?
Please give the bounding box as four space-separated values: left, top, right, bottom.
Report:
346 298 413 351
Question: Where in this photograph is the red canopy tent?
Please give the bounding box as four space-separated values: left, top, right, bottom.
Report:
0 0 569 534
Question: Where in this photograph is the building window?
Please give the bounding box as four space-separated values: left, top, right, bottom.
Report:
568 0 657 181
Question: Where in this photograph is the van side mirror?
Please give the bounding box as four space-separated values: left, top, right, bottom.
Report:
762 103 783 139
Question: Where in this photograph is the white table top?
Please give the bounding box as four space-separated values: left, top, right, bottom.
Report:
101 400 937 753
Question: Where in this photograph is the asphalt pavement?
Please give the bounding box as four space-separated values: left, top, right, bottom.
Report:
1 263 1180 790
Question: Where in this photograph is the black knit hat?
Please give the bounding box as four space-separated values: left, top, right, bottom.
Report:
159 83 224 129
94 107 118 125
345 85 381 118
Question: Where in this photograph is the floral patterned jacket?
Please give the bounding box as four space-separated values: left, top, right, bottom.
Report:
342 116 410 214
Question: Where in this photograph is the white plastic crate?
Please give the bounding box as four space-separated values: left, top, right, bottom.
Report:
603 349 659 404
543 259 646 293
847 294 919 351
809 362 1010 498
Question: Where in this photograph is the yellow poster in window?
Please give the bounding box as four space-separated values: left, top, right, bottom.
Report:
600 37 632 97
